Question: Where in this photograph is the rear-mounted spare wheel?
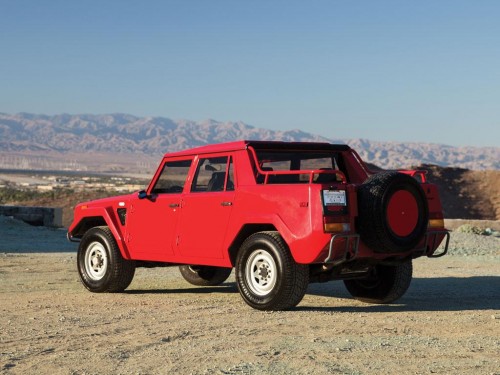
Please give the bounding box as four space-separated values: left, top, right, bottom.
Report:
357 171 428 253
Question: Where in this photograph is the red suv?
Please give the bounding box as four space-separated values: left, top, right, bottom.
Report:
68 141 449 310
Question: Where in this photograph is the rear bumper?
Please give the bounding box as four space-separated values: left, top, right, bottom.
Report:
324 233 360 264
322 229 450 264
419 230 450 258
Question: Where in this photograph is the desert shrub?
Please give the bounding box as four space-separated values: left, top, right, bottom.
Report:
455 224 486 235
0 187 41 203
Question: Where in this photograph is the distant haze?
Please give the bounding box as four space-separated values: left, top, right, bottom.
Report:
0 113 498 171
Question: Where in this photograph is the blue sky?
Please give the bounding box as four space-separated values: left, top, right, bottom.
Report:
1 1 499 147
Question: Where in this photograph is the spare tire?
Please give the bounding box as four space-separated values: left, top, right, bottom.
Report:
357 171 428 253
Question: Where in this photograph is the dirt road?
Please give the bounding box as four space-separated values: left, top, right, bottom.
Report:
1 248 499 375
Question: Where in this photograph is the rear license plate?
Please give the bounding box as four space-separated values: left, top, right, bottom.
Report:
323 190 347 206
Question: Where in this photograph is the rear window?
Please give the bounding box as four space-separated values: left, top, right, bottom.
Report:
254 150 346 184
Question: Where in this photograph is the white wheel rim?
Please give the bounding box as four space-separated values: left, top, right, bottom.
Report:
84 241 108 281
245 249 277 296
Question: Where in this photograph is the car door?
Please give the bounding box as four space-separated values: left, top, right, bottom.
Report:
126 158 192 261
176 155 236 260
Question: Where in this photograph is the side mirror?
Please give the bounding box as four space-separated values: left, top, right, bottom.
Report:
138 190 149 200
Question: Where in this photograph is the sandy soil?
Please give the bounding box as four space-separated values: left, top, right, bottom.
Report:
1 248 499 374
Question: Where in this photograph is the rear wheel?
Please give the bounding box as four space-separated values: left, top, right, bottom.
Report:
179 265 232 286
235 231 309 311
77 226 135 292
343 261 412 304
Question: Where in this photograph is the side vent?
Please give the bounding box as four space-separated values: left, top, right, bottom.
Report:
117 208 127 225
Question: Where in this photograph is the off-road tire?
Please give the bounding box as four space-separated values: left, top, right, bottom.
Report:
179 265 232 286
343 261 413 304
235 231 309 311
77 226 136 293
357 171 429 253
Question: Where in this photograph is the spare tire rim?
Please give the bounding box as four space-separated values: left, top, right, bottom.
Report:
245 249 277 296
386 189 419 237
85 241 108 281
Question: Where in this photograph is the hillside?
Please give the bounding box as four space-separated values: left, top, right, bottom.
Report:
417 165 500 220
1 113 499 171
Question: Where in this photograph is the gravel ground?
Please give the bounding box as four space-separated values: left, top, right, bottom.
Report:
446 232 500 257
0 217 499 374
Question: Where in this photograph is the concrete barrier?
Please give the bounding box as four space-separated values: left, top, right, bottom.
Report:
0 206 63 227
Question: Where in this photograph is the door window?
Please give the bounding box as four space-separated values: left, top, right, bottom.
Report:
151 159 192 194
191 156 234 192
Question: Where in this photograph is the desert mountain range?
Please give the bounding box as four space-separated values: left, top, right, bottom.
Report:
1 113 499 221
1 113 498 171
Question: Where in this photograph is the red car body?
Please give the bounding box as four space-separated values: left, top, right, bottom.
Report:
69 140 449 310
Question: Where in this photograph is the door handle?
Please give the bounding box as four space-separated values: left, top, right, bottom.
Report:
169 203 180 208
221 201 232 207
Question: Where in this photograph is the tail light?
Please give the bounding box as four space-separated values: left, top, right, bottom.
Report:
428 212 445 229
322 189 350 233
324 221 351 232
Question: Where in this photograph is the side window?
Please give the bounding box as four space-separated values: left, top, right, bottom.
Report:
191 156 234 192
151 159 192 194
227 157 234 191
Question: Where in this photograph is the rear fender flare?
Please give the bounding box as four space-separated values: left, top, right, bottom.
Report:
227 214 296 265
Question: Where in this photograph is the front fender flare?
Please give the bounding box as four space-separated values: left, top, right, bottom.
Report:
68 206 131 259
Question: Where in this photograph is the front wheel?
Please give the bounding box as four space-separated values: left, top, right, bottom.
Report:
343 261 412 304
77 226 136 293
235 231 309 311
179 265 232 286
